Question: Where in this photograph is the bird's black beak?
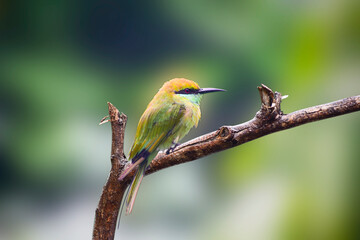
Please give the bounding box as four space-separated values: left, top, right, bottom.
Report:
198 88 226 94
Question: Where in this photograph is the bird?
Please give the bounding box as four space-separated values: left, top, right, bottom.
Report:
118 78 225 215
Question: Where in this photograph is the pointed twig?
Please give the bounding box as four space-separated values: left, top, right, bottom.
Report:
99 115 110 125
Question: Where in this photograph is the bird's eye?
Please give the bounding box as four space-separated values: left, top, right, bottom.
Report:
184 88 190 93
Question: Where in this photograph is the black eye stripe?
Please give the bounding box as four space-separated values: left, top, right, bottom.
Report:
175 88 199 94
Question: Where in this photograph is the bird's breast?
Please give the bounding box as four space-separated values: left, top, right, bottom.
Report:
184 103 201 128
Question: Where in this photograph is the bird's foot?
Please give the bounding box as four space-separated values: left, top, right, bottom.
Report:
166 143 179 155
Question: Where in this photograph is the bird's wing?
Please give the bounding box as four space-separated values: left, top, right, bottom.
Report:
129 103 186 162
119 104 185 181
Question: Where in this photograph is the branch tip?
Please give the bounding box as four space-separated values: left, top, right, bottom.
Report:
255 84 284 120
258 84 275 108
107 102 118 115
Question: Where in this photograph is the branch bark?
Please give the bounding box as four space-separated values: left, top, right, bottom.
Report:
93 85 360 239
93 104 127 240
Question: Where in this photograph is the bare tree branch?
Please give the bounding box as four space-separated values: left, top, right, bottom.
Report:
93 85 360 240
93 103 127 240
145 86 360 176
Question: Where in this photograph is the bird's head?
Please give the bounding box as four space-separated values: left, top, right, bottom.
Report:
161 78 225 105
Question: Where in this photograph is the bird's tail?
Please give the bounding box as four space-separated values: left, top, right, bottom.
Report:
126 161 147 215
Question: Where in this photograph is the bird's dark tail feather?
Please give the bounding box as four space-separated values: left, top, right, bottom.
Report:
118 149 150 181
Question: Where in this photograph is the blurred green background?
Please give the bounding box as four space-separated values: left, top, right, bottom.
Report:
0 0 359 239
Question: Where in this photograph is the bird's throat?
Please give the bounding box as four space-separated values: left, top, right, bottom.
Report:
178 94 202 105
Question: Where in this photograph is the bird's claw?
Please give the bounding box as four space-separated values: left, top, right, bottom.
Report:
166 143 179 155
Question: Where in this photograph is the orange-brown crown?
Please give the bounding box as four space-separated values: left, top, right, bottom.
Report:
161 78 200 93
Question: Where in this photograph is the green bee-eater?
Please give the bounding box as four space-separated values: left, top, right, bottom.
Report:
119 78 225 214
